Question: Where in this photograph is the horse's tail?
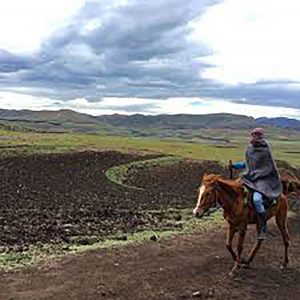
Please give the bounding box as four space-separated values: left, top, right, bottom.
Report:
281 174 300 196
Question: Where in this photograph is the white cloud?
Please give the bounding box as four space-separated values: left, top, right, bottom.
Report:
0 91 56 109
0 0 85 54
1 92 300 119
190 0 300 85
81 19 103 35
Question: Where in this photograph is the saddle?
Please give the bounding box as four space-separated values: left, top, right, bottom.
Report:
242 185 278 210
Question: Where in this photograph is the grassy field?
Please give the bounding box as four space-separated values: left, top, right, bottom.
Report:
1 129 300 165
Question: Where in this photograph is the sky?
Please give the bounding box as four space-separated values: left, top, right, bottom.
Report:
0 0 300 118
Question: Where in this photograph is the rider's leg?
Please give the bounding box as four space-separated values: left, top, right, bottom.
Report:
253 192 267 240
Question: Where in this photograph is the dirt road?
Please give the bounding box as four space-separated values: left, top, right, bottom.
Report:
1 210 299 300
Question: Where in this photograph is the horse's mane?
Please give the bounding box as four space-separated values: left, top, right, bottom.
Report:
203 172 300 196
202 174 243 193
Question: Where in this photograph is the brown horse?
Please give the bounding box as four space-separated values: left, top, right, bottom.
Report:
193 174 290 276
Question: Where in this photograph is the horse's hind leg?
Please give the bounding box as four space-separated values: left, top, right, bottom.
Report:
276 205 290 268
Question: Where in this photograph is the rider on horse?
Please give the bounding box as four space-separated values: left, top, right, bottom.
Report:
231 128 282 240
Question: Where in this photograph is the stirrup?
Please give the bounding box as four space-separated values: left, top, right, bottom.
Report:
257 232 267 240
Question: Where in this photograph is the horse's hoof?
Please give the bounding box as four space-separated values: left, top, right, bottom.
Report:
280 264 288 270
229 268 238 277
240 259 250 268
241 263 250 269
228 271 235 278
229 270 241 279
241 261 250 268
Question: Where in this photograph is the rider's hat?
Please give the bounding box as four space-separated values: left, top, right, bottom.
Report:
251 127 265 136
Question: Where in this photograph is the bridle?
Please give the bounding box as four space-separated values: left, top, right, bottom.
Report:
201 186 220 216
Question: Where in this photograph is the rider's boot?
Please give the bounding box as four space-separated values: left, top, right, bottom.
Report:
257 212 267 240
253 192 267 240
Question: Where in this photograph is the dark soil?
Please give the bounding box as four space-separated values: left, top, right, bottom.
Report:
0 152 227 247
0 151 158 246
124 159 227 196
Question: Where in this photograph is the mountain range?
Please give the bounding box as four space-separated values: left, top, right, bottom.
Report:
0 108 299 136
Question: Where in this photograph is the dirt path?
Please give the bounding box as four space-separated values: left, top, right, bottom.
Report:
1 211 299 300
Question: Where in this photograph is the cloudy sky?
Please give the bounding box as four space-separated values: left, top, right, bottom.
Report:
0 0 300 118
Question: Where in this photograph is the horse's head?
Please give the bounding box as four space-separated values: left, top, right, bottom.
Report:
193 174 221 218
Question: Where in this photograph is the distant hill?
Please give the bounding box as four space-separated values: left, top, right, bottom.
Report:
97 113 256 129
1 108 300 136
0 108 100 124
0 109 121 133
256 117 300 130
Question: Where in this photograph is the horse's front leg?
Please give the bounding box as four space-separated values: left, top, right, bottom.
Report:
226 224 237 261
229 228 246 277
244 224 263 266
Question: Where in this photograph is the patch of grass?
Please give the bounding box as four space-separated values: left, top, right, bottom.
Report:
0 243 66 271
69 210 223 253
105 156 183 188
105 164 132 188
68 230 175 253
181 210 223 233
0 209 224 272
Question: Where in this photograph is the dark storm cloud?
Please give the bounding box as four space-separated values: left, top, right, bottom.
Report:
0 0 299 111
0 50 44 73
199 81 300 109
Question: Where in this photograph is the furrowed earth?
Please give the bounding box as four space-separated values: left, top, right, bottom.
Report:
0 151 227 247
0 150 300 300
